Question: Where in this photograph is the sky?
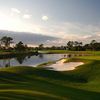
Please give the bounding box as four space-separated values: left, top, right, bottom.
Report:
0 0 100 45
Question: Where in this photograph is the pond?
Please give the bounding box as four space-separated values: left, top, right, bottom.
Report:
0 54 67 68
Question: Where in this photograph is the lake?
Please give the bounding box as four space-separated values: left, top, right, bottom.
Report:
0 54 67 68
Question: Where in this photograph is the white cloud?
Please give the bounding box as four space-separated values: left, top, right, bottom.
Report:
23 14 32 19
42 16 48 21
82 35 92 39
1 7 100 44
35 21 100 44
11 8 21 14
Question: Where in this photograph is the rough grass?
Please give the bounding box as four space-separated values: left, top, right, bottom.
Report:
0 55 100 99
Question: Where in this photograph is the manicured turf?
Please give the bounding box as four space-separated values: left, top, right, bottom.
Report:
39 50 100 55
0 55 100 99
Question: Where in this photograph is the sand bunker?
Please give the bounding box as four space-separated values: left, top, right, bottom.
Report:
46 59 84 71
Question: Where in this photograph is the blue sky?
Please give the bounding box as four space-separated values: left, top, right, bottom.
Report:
0 0 100 45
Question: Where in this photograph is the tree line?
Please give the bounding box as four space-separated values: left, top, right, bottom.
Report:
66 40 100 51
0 36 100 51
37 40 100 51
0 36 27 52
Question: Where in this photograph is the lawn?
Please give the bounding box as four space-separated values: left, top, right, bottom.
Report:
39 50 100 55
0 55 100 99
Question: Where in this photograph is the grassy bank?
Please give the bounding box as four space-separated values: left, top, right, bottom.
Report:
0 55 100 99
37 61 55 68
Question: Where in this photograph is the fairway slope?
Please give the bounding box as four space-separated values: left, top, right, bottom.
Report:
0 56 100 100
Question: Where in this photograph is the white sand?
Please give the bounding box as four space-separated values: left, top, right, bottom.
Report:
46 59 84 71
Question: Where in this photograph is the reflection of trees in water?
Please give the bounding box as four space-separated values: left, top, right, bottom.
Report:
0 54 43 67
39 54 44 59
15 55 28 64
2 59 11 67
27 55 31 59
16 54 43 64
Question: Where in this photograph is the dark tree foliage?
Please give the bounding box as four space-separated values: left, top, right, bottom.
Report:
15 41 26 51
0 36 13 49
0 36 100 51
66 40 100 51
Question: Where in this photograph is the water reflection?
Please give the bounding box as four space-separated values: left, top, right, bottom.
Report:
39 54 44 59
15 56 27 64
0 55 33 67
2 59 10 68
0 54 65 68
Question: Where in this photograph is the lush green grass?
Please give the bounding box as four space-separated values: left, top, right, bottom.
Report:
0 55 100 99
39 50 100 55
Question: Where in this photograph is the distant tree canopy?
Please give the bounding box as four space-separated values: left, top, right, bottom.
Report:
15 41 26 51
38 44 44 50
0 36 13 49
67 41 83 51
39 40 100 51
66 40 100 51
0 36 100 51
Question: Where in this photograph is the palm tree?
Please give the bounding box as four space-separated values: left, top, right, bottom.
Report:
74 41 83 51
90 40 97 51
15 41 25 51
67 41 74 50
39 44 44 50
